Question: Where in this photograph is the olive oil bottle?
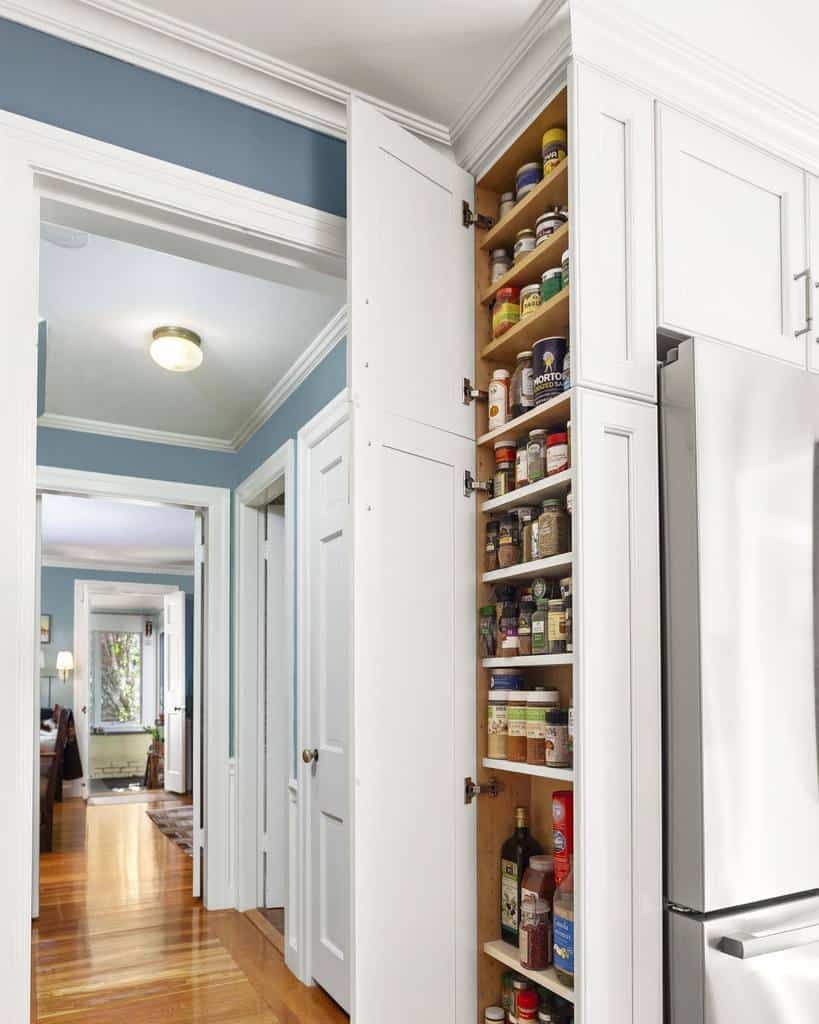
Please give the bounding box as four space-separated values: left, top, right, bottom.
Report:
500 806 544 945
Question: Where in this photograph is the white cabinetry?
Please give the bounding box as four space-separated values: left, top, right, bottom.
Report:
808 174 819 374
657 106 806 365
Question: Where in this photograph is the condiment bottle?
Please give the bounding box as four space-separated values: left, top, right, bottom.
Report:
488 369 511 429
500 808 543 944
531 599 548 655
520 898 551 971
553 859 574 987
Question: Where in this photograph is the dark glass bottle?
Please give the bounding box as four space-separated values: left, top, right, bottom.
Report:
500 806 544 945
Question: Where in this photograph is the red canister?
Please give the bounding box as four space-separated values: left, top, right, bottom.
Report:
552 789 573 885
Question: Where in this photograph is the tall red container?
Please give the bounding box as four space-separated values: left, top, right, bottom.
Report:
552 789 573 885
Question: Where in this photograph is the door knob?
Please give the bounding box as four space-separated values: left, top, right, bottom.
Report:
302 748 319 764
81 706 87 714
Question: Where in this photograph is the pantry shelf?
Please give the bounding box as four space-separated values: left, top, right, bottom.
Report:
479 161 569 252
481 288 570 366
483 940 576 1004
482 654 573 667
478 391 571 449
482 469 572 514
483 553 572 584
481 221 569 304
482 758 574 783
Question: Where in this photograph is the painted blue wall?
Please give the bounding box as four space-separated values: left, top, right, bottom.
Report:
40 566 194 710
0 17 346 217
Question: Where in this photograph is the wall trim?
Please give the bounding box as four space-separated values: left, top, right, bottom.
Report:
232 306 347 450
0 0 451 145
37 411 236 452
42 554 194 575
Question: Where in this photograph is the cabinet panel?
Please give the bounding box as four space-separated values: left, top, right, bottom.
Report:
808 174 819 374
571 62 656 401
574 388 661 1023
657 106 806 366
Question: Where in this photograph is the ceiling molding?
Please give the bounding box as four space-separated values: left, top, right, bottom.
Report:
42 554 194 574
37 411 236 452
0 0 451 145
231 305 347 450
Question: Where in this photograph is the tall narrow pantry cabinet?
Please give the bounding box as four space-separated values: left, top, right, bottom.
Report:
347 59 661 1024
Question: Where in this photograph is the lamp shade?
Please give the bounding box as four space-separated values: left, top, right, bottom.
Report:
56 651 74 674
150 325 203 372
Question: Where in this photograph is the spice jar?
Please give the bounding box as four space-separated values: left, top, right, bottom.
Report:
537 498 569 558
484 520 500 573
494 460 515 498
498 192 515 220
522 852 556 908
501 973 516 1020
546 431 569 476
510 350 534 419
520 898 551 971
490 668 523 691
541 267 563 301
480 604 497 657
544 709 570 767
560 576 573 654
526 690 560 763
511 977 532 1020
507 694 527 762
515 437 529 489
517 989 539 1022
566 419 572 467
490 248 512 283
514 228 537 263
488 369 511 429
498 513 521 568
485 1008 505 1024
520 283 542 318
499 597 518 645
515 161 542 200
531 599 548 655
517 590 535 655
492 287 520 339
547 598 567 653
561 248 570 289
542 127 568 175
518 506 539 563
527 429 547 483
535 207 567 245
487 691 509 760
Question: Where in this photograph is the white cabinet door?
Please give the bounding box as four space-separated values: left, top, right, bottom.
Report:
574 387 661 1024
348 97 476 1024
571 61 657 401
163 590 187 794
657 106 806 366
807 174 819 373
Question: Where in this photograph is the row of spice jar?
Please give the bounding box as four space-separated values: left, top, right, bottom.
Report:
486 974 572 1024
489 210 568 283
488 338 569 432
491 252 569 338
488 689 573 768
492 422 570 498
494 126 568 223
486 495 571 572
481 577 572 657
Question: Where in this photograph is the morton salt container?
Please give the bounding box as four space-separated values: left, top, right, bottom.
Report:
532 337 566 405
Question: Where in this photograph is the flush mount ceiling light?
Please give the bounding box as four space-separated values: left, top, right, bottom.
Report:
150 325 203 373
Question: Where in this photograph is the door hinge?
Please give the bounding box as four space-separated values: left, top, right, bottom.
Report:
464 470 493 498
462 200 494 231
465 776 501 805
463 377 488 405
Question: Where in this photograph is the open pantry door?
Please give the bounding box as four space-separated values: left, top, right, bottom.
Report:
348 97 477 1024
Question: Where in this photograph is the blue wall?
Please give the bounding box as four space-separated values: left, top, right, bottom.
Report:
0 17 346 217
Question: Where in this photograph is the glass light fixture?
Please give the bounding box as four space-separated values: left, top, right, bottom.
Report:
150 325 203 373
56 650 74 679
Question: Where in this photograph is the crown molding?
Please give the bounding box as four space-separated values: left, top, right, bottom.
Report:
42 554 194 574
0 0 450 145
37 411 236 452
231 305 347 450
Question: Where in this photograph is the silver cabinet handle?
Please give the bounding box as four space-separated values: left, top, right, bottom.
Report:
795 267 814 338
720 923 819 959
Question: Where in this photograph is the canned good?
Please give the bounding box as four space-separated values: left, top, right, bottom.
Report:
541 267 563 302
515 161 542 201
535 208 567 245
542 127 568 175
520 283 542 318
514 228 537 262
532 337 566 405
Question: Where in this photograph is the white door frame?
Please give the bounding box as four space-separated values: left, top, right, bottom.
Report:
37 465 231 911
297 389 352 992
234 441 297 965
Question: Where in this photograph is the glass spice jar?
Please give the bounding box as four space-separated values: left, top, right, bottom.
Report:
501 973 516 1020
515 436 529 488
544 708 570 767
547 598 567 653
520 898 551 971
520 283 542 319
484 520 499 573
487 691 509 759
546 431 569 476
527 429 547 483
494 461 515 498
506 694 528 763
480 604 497 657
526 689 560 763
510 350 534 419
517 989 539 1022
498 192 515 220
490 248 512 283
517 505 539 563
517 591 535 655
537 498 569 558
531 599 548 655
498 513 521 568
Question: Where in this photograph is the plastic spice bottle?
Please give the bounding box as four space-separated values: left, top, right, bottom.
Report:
484 521 500 573
506 694 528 762
517 591 535 655
492 287 521 339
526 690 560 763
488 369 511 430
517 989 539 1022
498 513 522 569
546 431 569 476
531 599 548 655
544 709 570 767
546 599 567 653
487 691 509 760
485 1008 505 1024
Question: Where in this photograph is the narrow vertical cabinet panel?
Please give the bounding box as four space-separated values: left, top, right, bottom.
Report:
656 105 806 366
808 173 819 374
570 61 656 401
574 388 661 1024
350 409 476 1024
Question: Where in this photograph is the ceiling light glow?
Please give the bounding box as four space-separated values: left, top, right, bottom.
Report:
150 325 203 373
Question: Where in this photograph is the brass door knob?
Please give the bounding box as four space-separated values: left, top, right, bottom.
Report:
302 748 319 764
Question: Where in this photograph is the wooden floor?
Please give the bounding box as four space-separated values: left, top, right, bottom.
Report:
32 798 348 1024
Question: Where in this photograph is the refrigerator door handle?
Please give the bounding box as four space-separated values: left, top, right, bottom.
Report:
720 923 819 959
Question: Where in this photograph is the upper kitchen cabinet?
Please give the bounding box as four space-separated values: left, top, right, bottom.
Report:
657 106 807 366
808 174 819 374
570 62 657 401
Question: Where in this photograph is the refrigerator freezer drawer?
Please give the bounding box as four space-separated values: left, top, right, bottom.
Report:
668 894 819 1024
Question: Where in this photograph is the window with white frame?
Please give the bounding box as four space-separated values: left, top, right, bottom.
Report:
90 614 157 731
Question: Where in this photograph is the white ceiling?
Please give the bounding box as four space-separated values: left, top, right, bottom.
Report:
42 493 195 573
39 229 345 441
130 0 540 127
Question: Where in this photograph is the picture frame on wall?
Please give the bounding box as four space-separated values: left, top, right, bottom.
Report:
40 614 51 644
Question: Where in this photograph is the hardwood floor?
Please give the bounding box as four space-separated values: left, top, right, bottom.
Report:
32 798 348 1024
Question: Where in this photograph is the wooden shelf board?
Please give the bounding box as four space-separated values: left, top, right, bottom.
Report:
482 758 574 783
483 940 576 1003
483 470 572 514
478 391 571 449
481 654 573 668
480 162 569 253
483 553 572 584
481 288 570 367
481 221 568 305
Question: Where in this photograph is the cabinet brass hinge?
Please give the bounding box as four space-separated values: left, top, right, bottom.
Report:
463 377 488 405
462 200 494 231
464 470 493 498
465 776 501 805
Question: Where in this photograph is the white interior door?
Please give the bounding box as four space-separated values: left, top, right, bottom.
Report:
192 510 206 898
32 495 42 919
807 173 819 374
300 400 351 1010
163 590 187 794
348 97 476 1024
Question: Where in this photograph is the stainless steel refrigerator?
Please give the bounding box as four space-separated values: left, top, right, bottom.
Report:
661 337 819 1023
